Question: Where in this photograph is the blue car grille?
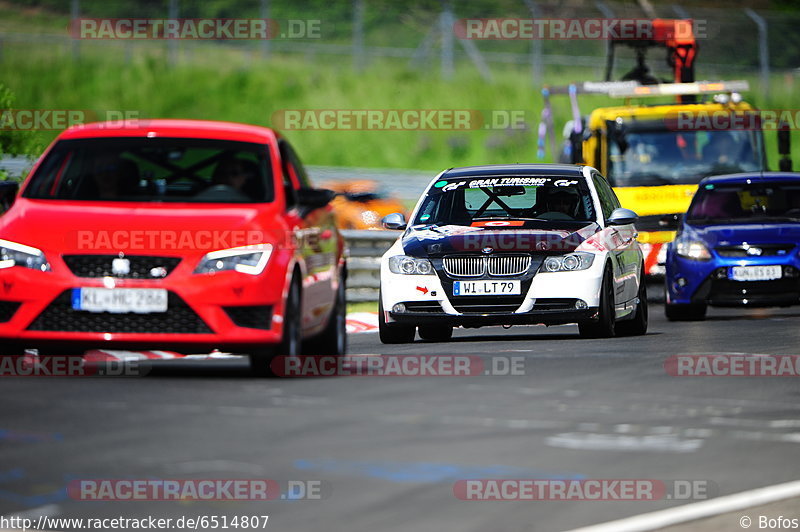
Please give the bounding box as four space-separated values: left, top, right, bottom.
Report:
715 244 795 258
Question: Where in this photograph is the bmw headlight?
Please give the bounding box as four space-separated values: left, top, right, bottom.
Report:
540 252 594 273
0 239 50 272
388 255 434 275
194 244 273 275
675 240 711 261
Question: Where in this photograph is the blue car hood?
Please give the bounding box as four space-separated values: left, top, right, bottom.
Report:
684 222 800 247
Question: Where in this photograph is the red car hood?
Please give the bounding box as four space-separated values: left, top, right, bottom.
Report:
0 199 282 256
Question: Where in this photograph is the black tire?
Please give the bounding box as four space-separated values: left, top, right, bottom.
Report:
578 266 616 338
617 274 648 336
250 276 302 377
418 325 453 342
378 295 415 344
303 272 347 357
665 302 707 321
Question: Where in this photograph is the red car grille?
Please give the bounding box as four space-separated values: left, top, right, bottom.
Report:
27 291 212 334
62 255 182 279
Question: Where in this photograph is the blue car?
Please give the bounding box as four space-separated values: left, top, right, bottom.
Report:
665 173 800 320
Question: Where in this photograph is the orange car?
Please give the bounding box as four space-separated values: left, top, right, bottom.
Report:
322 180 407 230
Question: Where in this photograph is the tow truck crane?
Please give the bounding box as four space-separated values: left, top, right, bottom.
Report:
539 19 790 276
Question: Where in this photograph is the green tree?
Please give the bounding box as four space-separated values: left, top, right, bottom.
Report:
0 83 40 181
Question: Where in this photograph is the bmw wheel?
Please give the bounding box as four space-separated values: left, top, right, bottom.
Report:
578 266 616 338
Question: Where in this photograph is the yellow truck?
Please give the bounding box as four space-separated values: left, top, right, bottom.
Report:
543 81 767 274
539 20 778 275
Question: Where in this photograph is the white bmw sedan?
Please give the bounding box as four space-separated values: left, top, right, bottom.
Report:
378 164 647 343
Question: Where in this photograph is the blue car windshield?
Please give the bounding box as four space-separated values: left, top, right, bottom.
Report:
687 181 800 224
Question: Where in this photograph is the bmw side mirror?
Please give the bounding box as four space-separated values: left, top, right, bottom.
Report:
0 181 19 214
607 207 638 226
382 212 407 230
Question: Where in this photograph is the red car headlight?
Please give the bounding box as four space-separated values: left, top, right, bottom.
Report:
0 239 51 272
194 244 273 276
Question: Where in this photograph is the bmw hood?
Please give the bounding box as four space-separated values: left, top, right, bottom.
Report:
401 223 602 257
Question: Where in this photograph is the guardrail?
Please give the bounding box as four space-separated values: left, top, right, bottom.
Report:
341 229 399 302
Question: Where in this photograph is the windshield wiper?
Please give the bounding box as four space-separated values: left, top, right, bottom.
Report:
472 217 546 222
423 223 448 233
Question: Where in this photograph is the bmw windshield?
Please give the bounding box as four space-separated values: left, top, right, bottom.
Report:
412 176 596 228
23 138 274 203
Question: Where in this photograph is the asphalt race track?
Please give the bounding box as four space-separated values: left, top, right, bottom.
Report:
1 303 799 532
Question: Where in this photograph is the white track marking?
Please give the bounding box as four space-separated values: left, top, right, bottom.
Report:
567 479 800 532
547 433 704 453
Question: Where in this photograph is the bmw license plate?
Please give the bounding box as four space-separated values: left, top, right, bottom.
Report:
729 265 782 282
71 288 169 314
453 280 521 296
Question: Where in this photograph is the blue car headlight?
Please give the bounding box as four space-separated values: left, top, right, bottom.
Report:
675 239 712 261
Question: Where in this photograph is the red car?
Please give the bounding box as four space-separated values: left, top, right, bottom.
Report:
0 119 347 373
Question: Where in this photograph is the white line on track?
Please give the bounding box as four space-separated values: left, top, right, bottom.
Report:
1 503 61 532
1 504 61 520
566 479 800 532
547 432 704 453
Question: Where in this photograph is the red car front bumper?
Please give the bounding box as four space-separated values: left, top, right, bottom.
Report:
0 252 291 355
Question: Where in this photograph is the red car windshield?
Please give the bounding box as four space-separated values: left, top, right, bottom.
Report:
23 137 274 203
